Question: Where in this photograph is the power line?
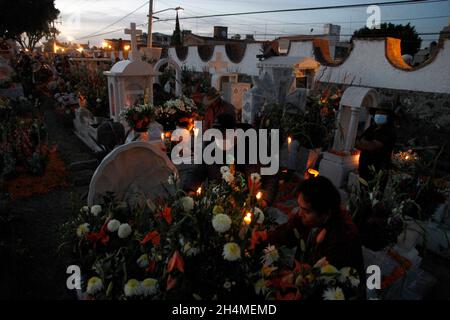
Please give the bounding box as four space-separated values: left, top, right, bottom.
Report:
76 1 150 40
155 0 448 22
73 0 448 41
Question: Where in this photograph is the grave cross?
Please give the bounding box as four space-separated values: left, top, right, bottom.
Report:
125 22 143 62
208 52 228 73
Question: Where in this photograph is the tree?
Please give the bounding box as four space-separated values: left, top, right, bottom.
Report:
0 0 60 51
171 11 182 46
352 23 422 56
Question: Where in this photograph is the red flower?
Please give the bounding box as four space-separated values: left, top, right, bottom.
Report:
250 229 267 250
140 231 161 246
86 223 110 247
145 260 157 274
166 275 177 291
167 250 185 273
162 207 172 225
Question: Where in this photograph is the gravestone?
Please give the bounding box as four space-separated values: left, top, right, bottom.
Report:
104 23 159 123
319 86 378 189
88 141 178 206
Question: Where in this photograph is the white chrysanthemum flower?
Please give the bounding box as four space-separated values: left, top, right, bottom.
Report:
118 223 132 239
338 267 360 287
76 223 90 238
107 219 121 232
250 173 261 184
223 242 241 261
222 171 235 184
254 207 264 224
141 278 159 297
322 287 345 300
212 214 232 233
124 279 142 297
262 245 279 266
81 206 89 213
180 197 194 212
90 205 102 216
137 254 149 268
220 166 230 175
86 277 103 295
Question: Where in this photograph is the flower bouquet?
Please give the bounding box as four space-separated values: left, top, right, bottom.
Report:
62 165 278 300
120 103 155 133
155 96 198 131
252 234 361 300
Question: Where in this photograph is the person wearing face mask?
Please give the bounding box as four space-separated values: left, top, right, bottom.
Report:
355 101 397 182
265 176 365 297
182 113 279 207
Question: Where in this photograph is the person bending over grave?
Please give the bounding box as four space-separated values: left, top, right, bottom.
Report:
265 176 366 298
202 88 236 131
182 113 279 207
355 101 397 182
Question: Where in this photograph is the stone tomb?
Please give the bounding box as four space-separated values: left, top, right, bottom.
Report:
104 23 159 123
319 86 378 189
88 141 178 206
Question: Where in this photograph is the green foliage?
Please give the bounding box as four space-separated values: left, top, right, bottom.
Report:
0 0 60 50
352 23 422 56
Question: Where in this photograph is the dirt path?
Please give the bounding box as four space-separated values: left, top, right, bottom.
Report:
3 98 96 299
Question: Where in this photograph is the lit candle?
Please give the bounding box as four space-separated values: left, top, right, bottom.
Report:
196 187 202 196
256 191 262 201
307 168 319 178
161 133 165 142
244 212 253 225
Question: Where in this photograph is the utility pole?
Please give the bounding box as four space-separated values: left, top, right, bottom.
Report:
147 0 154 48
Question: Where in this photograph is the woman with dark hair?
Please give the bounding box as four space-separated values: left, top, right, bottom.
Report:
267 176 365 292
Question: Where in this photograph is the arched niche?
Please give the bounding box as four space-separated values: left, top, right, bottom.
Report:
332 86 379 152
154 58 182 97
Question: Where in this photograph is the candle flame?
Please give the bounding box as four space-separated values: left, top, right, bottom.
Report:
256 192 262 200
288 137 292 144
196 187 202 196
161 133 165 141
244 212 253 225
307 168 320 177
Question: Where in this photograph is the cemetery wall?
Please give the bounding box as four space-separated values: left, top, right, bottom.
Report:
317 38 450 95
169 38 450 95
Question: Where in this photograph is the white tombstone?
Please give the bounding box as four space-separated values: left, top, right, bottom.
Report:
88 141 178 206
319 86 379 189
104 23 160 123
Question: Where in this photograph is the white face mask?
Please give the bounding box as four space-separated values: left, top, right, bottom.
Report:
374 114 388 125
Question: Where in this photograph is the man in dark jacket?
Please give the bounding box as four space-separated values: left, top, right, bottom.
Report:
182 113 279 206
